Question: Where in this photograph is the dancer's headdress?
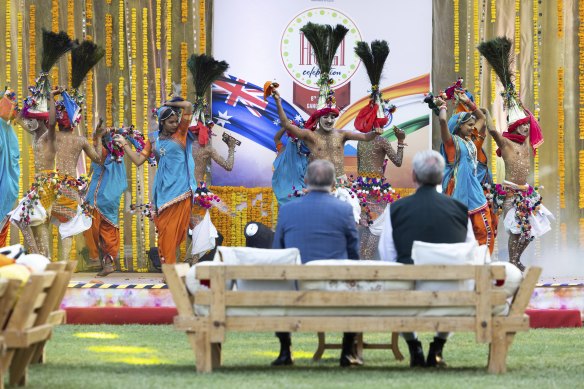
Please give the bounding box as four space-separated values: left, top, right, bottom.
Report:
59 40 105 128
22 29 75 120
187 54 229 145
299 22 348 130
477 36 543 152
353 40 396 132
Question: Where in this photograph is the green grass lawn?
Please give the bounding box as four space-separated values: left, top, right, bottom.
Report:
22 325 583 388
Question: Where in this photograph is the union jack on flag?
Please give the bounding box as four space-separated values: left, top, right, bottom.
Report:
212 74 303 152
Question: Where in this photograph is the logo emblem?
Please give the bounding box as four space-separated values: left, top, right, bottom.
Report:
281 8 362 90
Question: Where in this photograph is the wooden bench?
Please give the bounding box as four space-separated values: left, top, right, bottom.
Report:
163 263 541 374
0 261 76 387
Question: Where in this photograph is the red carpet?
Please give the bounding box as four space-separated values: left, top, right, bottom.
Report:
65 307 582 328
526 309 582 328
65 307 177 325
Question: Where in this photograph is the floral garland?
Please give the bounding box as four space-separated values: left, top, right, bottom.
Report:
118 0 125 71
454 0 460 73
28 5 36 86
349 176 399 225
514 0 521 91
558 67 565 208
558 0 564 38
194 182 221 209
105 14 113 67
6 0 11 85
490 0 496 23
142 7 151 253
17 172 91 226
104 126 156 165
490 183 543 242
199 0 206 54
181 0 188 23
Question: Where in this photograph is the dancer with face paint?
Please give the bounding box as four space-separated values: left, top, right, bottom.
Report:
9 30 76 257
478 37 552 271
115 100 194 265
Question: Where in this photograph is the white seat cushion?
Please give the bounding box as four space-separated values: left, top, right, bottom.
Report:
299 259 413 291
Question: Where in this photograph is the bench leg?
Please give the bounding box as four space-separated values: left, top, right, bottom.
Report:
211 343 222 369
312 332 326 361
488 328 512 374
355 333 364 360
194 332 213 373
9 349 31 387
390 332 404 361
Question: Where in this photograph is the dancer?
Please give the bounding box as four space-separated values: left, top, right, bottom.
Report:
10 30 76 257
478 36 552 271
50 86 105 261
115 99 194 264
429 91 495 253
272 125 310 205
82 119 129 276
353 40 406 259
0 90 20 247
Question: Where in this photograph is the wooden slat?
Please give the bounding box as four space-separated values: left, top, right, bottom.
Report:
0 280 21 328
193 290 507 307
493 316 530 332
509 267 542 316
475 266 492 343
6 274 52 331
32 293 48 310
4 325 53 348
209 267 226 343
162 264 196 316
223 317 477 332
197 265 498 281
174 316 209 331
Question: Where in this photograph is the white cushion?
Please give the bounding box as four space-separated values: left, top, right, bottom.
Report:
15 254 50 274
213 246 300 292
491 262 523 298
185 261 232 295
300 259 413 291
412 240 483 292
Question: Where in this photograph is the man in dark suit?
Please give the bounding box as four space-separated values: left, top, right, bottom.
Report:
272 159 360 367
379 150 475 368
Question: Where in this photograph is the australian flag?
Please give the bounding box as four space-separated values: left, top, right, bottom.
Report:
212 74 304 152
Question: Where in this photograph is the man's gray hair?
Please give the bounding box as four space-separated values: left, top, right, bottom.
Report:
412 150 445 186
305 159 336 191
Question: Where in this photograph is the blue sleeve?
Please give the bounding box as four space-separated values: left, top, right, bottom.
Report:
344 205 360 260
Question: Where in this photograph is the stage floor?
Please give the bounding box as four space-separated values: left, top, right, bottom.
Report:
63 271 584 327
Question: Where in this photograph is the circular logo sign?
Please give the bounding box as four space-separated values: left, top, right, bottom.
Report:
281 8 362 90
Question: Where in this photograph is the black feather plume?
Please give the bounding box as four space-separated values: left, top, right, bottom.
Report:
187 54 229 98
41 29 75 73
354 40 389 87
300 22 348 75
477 36 514 89
71 40 105 89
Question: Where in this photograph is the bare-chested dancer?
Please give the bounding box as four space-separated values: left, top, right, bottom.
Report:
193 131 238 185
486 108 550 271
272 89 382 178
11 110 56 257
50 87 105 261
356 126 405 259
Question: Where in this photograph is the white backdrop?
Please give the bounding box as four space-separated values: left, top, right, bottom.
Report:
211 0 433 187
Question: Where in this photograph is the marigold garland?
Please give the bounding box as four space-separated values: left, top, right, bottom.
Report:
28 5 36 85
580 150 584 208
119 191 126 271
105 14 113 67
119 76 125 126
155 67 161 106
130 7 139 271
119 0 125 71
181 42 188 98
105 82 113 126
473 0 480 105
156 0 161 50
533 0 541 186
165 0 172 94
86 0 93 24
514 0 520 91
490 0 496 23
6 0 11 85
199 0 206 54
558 67 565 208
580 0 584 140
181 0 188 23
142 7 151 253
